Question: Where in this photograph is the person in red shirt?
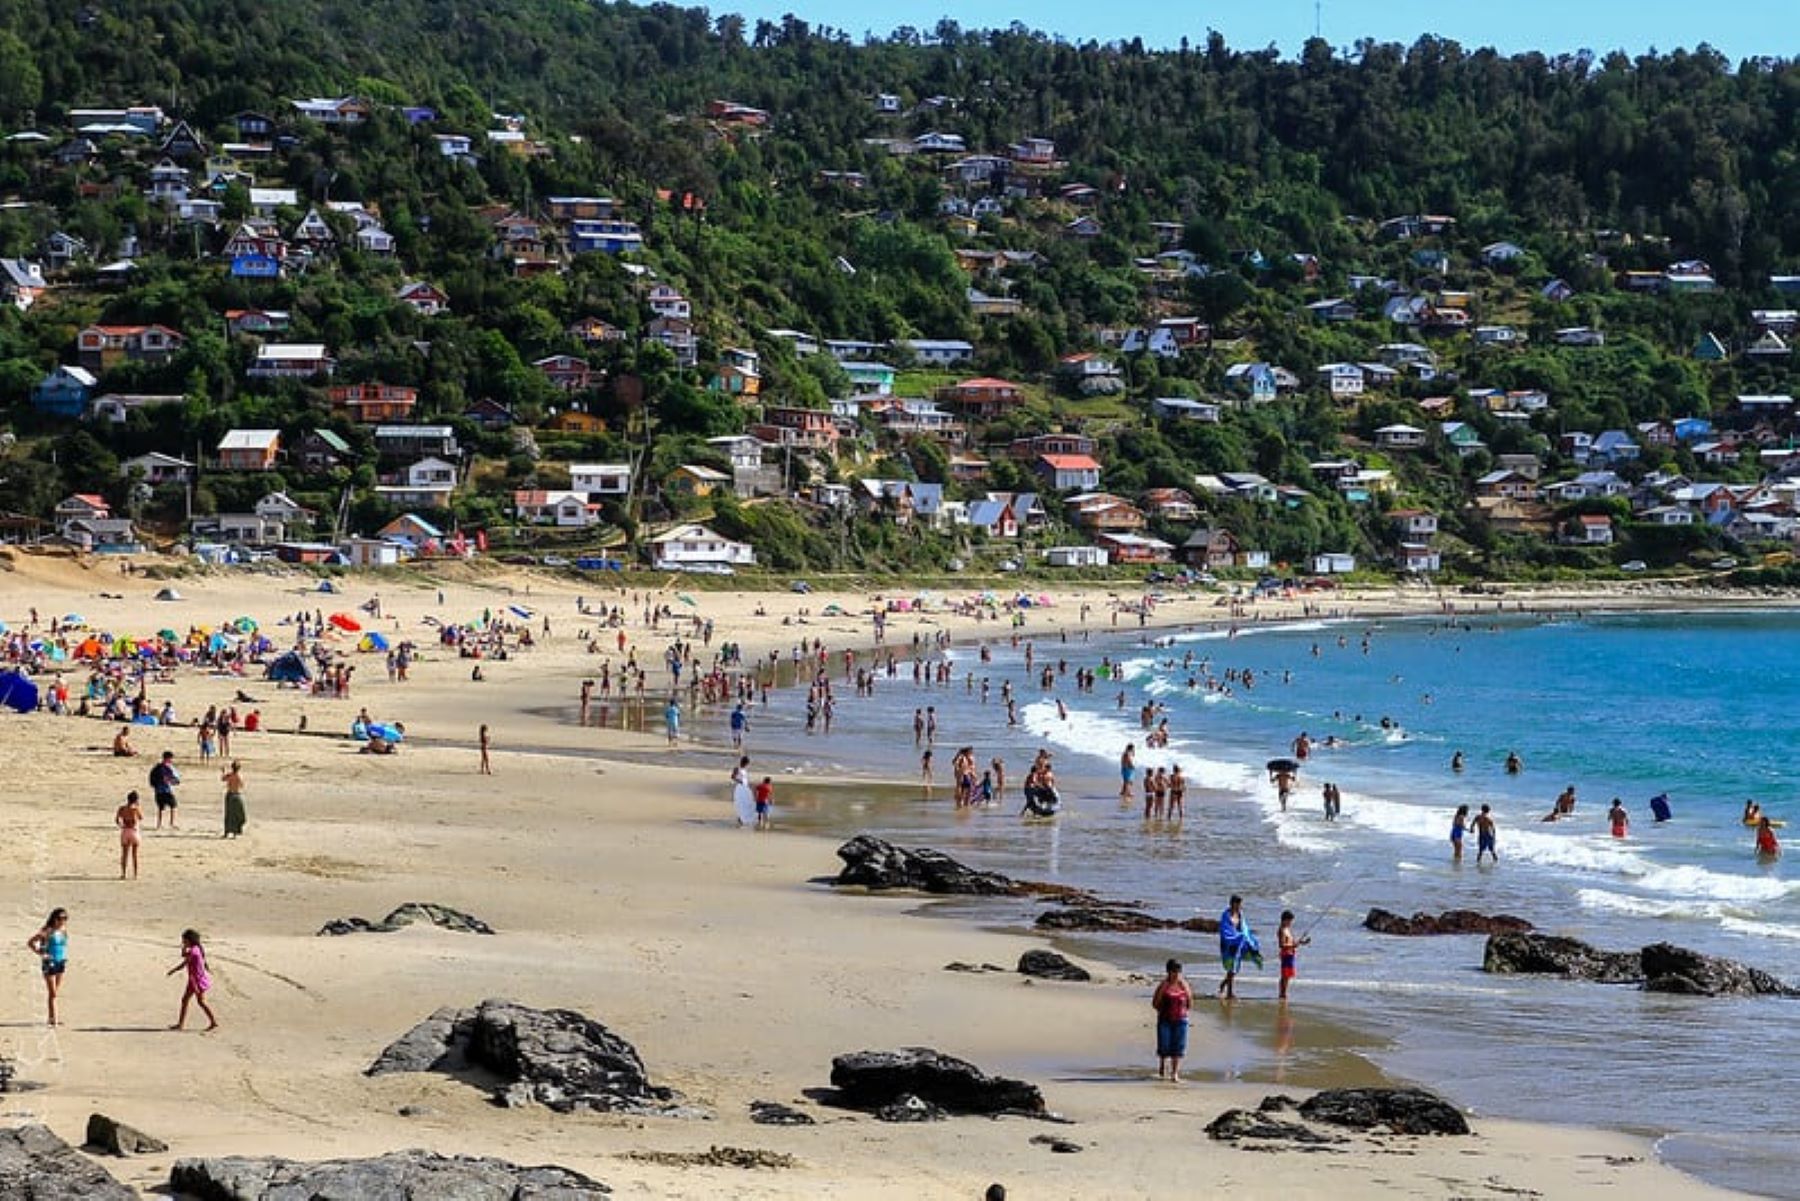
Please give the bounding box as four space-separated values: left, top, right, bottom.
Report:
753 777 773 831
1151 959 1192 1081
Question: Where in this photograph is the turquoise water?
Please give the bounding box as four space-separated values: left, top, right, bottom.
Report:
740 610 1800 1198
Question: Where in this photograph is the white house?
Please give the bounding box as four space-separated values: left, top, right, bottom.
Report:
340 537 404 567
1398 543 1442 573
1374 423 1427 450
514 489 601 527
1318 363 1365 398
649 523 756 570
893 338 974 366
569 463 632 497
1311 552 1357 575
120 451 194 486
1044 545 1109 568
706 435 766 472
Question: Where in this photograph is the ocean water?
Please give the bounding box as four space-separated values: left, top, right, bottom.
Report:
737 610 1800 1198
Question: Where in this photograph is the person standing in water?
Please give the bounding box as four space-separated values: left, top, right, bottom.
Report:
1607 797 1629 838
1473 804 1499 864
26 908 69 1025
1505 751 1523 775
1151 959 1192 1081
1450 804 1469 862
1756 816 1781 860
1277 910 1311 1002
1119 744 1137 804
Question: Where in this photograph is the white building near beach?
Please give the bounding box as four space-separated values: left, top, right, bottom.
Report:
649 523 756 570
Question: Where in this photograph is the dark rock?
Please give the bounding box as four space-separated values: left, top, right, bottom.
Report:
0 1125 135 1199
396 1104 436 1118
367 998 682 1115
1017 950 1092 982
1205 1109 1343 1144
1363 908 1534 937
749 1100 815 1126
943 962 1007 974
1641 942 1797 997
1482 932 1644 983
834 835 1021 895
84 1113 167 1156
1029 1134 1083 1153
168 1149 609 1198
0 1059 12 1092
829 1048 1045 1116
1033 907 1218 934
1298 1088 1470 1136
1257 1094 1299 1113
876 1093 947 1123
319 902 495 937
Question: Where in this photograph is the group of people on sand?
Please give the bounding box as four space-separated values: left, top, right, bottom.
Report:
111 749 248 867
26 910 218 1031
1150 896 1310 1082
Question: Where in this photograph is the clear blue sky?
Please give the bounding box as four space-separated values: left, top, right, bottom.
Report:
724 0 1795 62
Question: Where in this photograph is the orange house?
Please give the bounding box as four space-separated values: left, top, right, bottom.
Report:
328 382 419 423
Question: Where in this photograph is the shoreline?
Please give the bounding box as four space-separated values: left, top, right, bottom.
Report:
0 559 1759 1198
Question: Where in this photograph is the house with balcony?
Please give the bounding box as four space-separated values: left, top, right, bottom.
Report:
534 354 594 393
892 338 974 366
937 377 1025 419
120 452 195 486
842 361 897 395
1374 423 1427 450
247 343 334 379
1096 532 1173 563
76 324 183 372
751 405 839 453
372 425 459 461
329 382 418 423
568 219 643 254
667 464 732 498
649 523 756 569
374 457 458 508
708 347 761 396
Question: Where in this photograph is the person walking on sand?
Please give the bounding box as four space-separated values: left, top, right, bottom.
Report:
117 790 144 876
1151 958 1192 1081
1277 910 1311 1002
1474 804 1499 864
663 697 681 746
754 776 773 830
1119 743 1137 804
167 929 218 1031
478 725 492 775
26 908 69 1025
220 762 246 838
1450 804 1469 862
149 750 180 830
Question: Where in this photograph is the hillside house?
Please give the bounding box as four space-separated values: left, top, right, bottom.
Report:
842 361 897 395
1224 362 1280 403
374 457 458 508
1035 454 1103 492
1045 545 1108 568
1066 493 1146 532
1562 515 1615 546
1056 353 1124 395
1555 326 1606 347
329 382 418 423
291 97 371 126
514 490 602 528
706 435 768 473
709 347 761 397
646 285 691 320
568 219 643 254
706 100 769 127
547 196 616 221
75 324 183 372
569 317 625 346
649 523 756 569
43 231 89 271
667 464 732 498
1306 298 1357 323
1151 397 1222 423
373 425 458 460
1481 241 1525 266
1312 552 1357 574
648 316 698 366
1389 510 1439 539
1318 363 1365 398
1440 422 1486 456
54 494 110 525
892 338 974 366
1181 528 1242 569
1009 433 1094 461
225 309 291 336
247 344 334 379
463 399 517 430
217 429 281 472
61 518 141 553
938 377 1024 418
120 452 194 486
31 366 98 417
298 429 353 471
395 281 449 315
1009 136 1056 164
1397 543 1442 573
1374 424 1426 450
1095 533 1173 564
752 405 839 452
1142 488 1201 522
0 259 47 309
569 464 632 497
88 393 183 424
534 355 594 392
1476 470 1537 501
967 288 1023 317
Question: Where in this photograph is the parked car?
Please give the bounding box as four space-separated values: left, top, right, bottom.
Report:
1620 560 1647 573
541 554 570 567
997 559 1020 572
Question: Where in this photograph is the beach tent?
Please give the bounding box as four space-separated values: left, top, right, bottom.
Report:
61 614 85 627
0 671 37 713
359 632 390 652
157 628 178 642
74 636 104 658
233 617 257 633
316 580 339 593
368 722 404 743
328 613 361 632
264 651 312 684
207 632 237 654
154 588 183 601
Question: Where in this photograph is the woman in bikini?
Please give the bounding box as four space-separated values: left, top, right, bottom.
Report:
115 790 143 879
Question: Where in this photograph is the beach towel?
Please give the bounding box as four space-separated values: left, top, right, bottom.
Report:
1219 910 1263 971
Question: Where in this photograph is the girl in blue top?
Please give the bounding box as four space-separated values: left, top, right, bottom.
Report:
26 908 69 1026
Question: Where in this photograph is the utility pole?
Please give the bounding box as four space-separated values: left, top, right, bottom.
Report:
1315 0 1322 40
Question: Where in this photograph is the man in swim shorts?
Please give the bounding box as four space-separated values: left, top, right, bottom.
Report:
149 751 180 830
1473 803 1498 864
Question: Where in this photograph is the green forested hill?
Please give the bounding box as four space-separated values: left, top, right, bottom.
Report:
0 1 1795 576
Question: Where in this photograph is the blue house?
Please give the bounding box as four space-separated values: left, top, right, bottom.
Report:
568 219 643 254
1673 417 1714 443
32 365 97 418
1225 361 1278 403
1591 430 1640 465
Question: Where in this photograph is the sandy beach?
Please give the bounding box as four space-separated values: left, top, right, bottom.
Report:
0 550 1757 1198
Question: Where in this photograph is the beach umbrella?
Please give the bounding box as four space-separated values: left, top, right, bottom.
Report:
157 628 178 642
233 617 257 633
328 613 361 632
359 632 390 652
0 671 37 713
62 613 85 627
1266 758 1300 773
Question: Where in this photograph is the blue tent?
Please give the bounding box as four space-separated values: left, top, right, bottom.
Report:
316 579 339 593
264 651 313 683
0 671 37 713
368 722 404 743
360 631 390 652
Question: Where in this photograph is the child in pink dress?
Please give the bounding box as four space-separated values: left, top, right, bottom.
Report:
167 929 218 1031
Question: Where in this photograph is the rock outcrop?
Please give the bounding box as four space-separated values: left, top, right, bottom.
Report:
1017 950 1091 981
84 1113 167 1156
1205 1108 1344 1145
1481 932 1645 983
1033 906 1218 934
749 1100 815 1126
168 1150 609 1198
0 1125 135 1200
318 902 495 936
1298 1088 1471 1136
1484 934 1796 995
828 1048 1045 1116
367 998 683 1114
1363 908 1534 937
834 835 1021 895
1641 942 1798 997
